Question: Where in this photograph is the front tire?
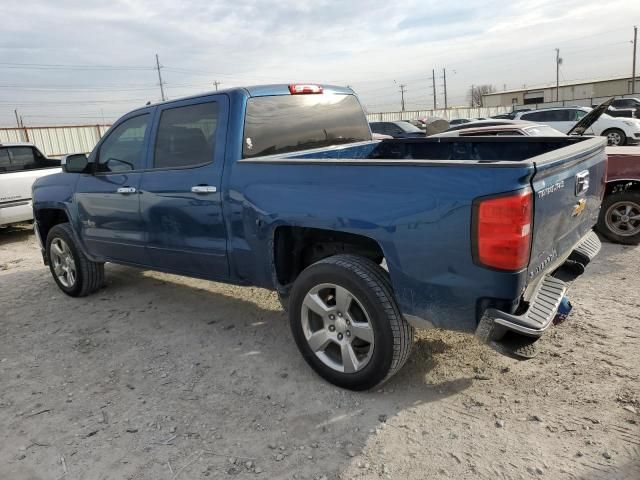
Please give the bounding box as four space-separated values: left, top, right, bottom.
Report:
603 128 626 146
289 254 413 391
46 223 104 297
597 191 640 245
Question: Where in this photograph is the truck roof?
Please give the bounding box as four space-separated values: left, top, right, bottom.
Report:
127 84 355 116
0 142 36 148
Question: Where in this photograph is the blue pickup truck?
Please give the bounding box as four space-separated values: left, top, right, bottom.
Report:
32 84 606 390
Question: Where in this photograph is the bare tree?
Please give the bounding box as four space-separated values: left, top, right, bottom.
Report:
469 84 496 107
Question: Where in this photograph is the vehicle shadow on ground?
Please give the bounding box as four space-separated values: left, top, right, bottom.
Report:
1 263 474 479
0 224 33 247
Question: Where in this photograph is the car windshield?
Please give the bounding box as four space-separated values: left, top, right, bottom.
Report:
523 125 566 137
397 122 423 133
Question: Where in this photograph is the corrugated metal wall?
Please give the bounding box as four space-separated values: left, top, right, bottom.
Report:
2 108 514 158
0 125 111 157
366 106 512 122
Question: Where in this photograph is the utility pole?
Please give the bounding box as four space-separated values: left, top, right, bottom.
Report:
155 53 166 101
442 68 448 110
432 69 437 109
633 25 638 94
555 48 561 102
14 109 20 128
213 80 221 91
399 84 406 111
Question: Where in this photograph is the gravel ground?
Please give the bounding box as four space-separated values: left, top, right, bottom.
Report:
0 224 638 480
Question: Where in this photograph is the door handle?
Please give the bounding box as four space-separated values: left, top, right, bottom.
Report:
116 187 137 194
191 185 217 193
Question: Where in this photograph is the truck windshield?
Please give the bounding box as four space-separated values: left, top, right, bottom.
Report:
243 94 371 158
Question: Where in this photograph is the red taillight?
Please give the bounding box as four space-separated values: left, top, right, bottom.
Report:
474 190 533 271
288 84 323 94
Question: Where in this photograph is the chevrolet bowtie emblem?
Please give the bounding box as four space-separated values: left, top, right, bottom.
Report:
572 198 587 217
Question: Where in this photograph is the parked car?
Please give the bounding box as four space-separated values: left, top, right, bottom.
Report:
607 98 640 119
443 100 610 139
369 120 425 138
434 122 566 137
33 83 606 390
445 119 526 132
449 118 472 126
0 143 60 227
596 146 640 244
514 105 640 146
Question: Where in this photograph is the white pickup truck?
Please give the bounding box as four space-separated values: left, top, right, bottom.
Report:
1 143 61 227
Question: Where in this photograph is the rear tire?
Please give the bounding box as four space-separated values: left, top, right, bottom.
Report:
597 191 640 245
602 128 626 146
46 223 105 297
289 254 413 390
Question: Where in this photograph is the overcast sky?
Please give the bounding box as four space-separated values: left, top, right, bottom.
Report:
1 0 639 126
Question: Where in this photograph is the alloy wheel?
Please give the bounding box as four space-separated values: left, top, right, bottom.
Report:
301 283 375 373
605 200 640 237
50 238 77 288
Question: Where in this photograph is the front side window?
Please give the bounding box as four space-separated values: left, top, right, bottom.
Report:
243 94 371 158
154 102 218 169
97 114 149 173
574 110 587 121
369 122 384 134
1 146 58 172
0 148 11 172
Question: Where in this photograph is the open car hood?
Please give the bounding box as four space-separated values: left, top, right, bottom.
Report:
567 97 614 136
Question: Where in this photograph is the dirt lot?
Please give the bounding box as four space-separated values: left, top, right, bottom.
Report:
0 225 638 480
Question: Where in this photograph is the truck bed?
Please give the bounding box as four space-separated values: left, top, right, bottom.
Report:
236 136 606 332
279 136 592 163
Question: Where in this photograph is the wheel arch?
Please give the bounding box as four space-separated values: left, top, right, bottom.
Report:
34 207 71 245
271 225 386 293
605 179 640 196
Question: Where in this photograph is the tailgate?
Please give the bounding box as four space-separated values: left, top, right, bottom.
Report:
527 137 606 281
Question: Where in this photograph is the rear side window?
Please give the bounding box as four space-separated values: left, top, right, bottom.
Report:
243 94 371 158
520 111 547 122
154 102 218 169
522 110 573 122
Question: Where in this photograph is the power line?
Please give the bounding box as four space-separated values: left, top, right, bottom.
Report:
0 62 153 71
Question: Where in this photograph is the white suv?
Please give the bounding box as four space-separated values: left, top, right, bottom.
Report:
0 143 61 227
514 107 640 146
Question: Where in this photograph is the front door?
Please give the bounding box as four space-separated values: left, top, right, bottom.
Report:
75 113 152 265
139 95 229 279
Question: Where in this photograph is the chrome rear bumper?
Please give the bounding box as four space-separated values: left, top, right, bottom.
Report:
475 230 601 357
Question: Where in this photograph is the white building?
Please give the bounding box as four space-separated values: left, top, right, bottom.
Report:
482 75 640 108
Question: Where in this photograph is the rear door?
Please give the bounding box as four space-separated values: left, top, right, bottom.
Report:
139 94 230 279
527 137 606 281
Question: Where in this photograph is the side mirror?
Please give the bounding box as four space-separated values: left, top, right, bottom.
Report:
62 153 90 173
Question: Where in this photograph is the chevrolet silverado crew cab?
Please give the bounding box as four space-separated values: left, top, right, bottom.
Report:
33 84 605 390
1 143 60 227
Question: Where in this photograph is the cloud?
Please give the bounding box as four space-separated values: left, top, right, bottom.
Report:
0 0 638 123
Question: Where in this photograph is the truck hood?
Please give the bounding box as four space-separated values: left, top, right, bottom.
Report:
567 97 614 136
